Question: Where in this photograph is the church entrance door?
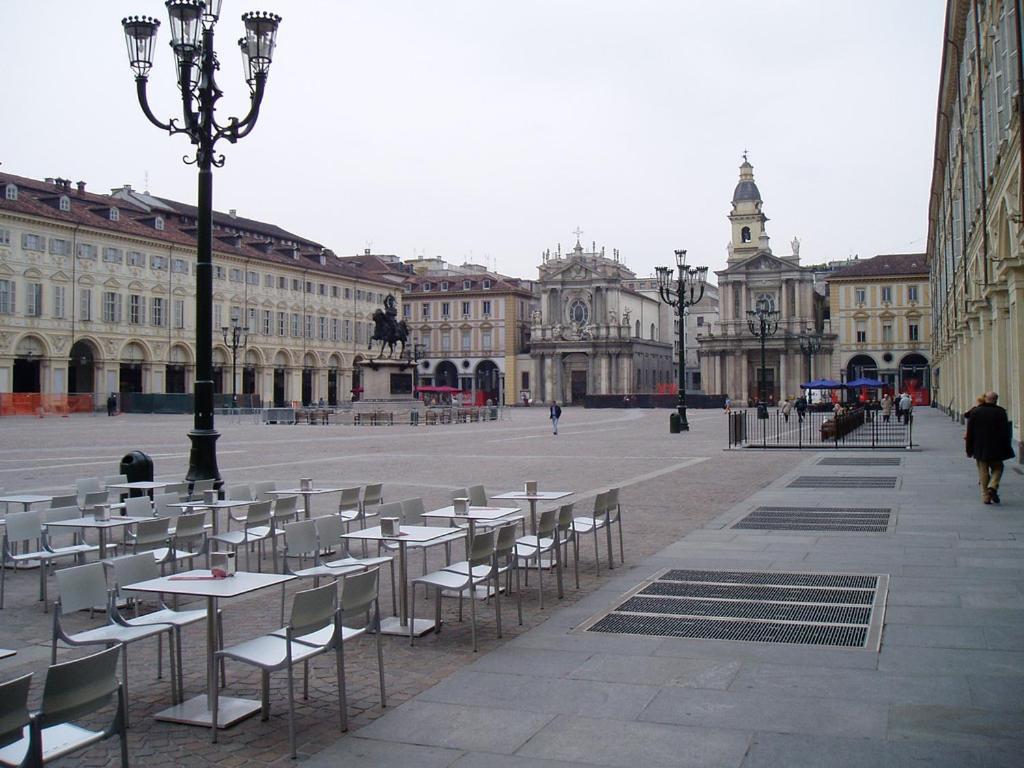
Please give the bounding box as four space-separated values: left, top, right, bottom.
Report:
571 370 587 404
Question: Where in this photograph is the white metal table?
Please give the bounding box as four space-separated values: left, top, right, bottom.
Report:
123 569 295 729
266 487 343 520
106 481 172 500
342 525 465 636
168 499 249 536
491 490 573 534
46 514 149 559
0 494 53 512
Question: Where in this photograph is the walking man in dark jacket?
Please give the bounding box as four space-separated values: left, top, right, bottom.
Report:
965 391 1015 504
549 401 562 435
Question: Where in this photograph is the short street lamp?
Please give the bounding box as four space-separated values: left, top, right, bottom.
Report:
221 320 248 409
656 249 708 433
121 1 282 487
747 297 780 419
799 327 822 382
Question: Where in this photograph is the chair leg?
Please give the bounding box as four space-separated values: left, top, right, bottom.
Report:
469 584 477 652
218 612 227 690
117 686 130 768
375 603 386 707
303 658 310 700
157 633 163 681
515 564 523 625
618 518 625 563
537 554 544 610
573 535 580 589
434 585 442 631
409 583 417 647
261 670 271 720
337 639 348 732
122 646 131 729
494 572 502 639
287 662 297 759
593 529 600 576
176 627 185 705
390 560 398 617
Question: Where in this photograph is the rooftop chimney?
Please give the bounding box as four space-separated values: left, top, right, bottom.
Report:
229 209 237 218
76 181 86 194
364 248 371 255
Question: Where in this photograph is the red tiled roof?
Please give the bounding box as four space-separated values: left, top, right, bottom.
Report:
828 253 927 280
404 272 532 294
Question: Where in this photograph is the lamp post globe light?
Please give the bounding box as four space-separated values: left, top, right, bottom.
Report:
121 1 281 487
798 326 821 382
747 296 780 419
656 249 708 433
222 320 248 409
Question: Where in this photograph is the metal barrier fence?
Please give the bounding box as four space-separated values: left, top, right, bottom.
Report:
727 407 913 449
0 393 97 416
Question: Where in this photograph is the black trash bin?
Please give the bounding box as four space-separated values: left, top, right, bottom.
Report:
119 451 153 497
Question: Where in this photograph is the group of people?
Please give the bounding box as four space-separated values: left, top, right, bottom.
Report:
879 392 914 424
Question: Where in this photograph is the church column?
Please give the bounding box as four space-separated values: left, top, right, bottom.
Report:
600 353 609 394
779 349 787 401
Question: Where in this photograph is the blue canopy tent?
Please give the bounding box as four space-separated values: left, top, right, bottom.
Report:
846 377 884 388
800 379 845 389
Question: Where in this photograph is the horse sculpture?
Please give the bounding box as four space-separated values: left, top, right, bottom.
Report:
370 294 409 358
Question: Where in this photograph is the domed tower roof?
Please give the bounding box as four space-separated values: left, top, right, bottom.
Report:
732 155 761 205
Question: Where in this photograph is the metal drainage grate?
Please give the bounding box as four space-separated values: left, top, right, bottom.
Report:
788 476 898 489
817 457 903 466
579 568 887 650
732 506 892 533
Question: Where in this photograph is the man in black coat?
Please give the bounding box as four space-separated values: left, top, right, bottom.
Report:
965 391 1015 504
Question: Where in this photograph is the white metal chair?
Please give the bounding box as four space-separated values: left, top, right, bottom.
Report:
122 495 153 518
516 508 561 609
556 503 581 589
1 510 95 612
74 478 103 508
572 491 610 575
162 482 189 502
361 483 383 526
411 528 498 651
224 485 252 531
79 491 109 512
605 487 625 565
207 500 276 572
0 647 129 768
336 568 386 730
48 493 79 509
335 486 364 529
0 672 32 768
52 562 174 724
252 480 277 502
280 520 364 624
102 474 128 505
42 507 99 566
271 494 299 527
169 511 209 569
188 477 216 500
213 581 343 758
108 553 208 706
315 514 396 614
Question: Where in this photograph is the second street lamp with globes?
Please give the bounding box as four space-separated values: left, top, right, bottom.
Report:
121 0 281 489
222 320 248 409
656 249 708 433
747 296 780 419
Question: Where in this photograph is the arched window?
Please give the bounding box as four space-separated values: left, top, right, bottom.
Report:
634 320 641 338
59 195 70 212
5 184 17 201
650 323 656 340
741 226 751 243
755 292 776 313
568 299 588 324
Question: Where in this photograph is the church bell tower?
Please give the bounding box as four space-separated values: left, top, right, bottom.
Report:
727 154 769 264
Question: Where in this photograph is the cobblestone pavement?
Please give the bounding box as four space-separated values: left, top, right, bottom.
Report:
0 406 794 765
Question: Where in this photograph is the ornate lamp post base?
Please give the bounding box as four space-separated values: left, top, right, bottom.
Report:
186 428 221 484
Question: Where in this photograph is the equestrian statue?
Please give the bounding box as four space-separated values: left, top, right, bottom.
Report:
370 294 409 358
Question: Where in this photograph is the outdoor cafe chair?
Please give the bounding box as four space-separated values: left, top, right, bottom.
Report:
122 495 153 518
213 581 343 759
444 521 522 630
42 507 98 565
47 493 79 509
335 568 386 731
74 478 103 506
361 483 383 521
252 480 277 502
271 494 299 527
572 491 610 576
450 487 522 536
208 500 276 572
606 487 625 565
388 498 463 571
188 478 216 501
52 562 175 724
314 514 396 614
0 647 129 768
79 491 109 512
411 528 498 651
279 520 365 624
169 512 209 569
224 485 252 531
515 508 560 610
108 553 209 706
162 482 189 502
556 504 581 589
335 486 364 529
1 509 95 612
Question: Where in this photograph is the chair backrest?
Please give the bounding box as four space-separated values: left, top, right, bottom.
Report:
109 552 160 599
190 478 216 498
103 474 127 488
36 646 121 729
44 506 83 525
74 477 103 496
81 490 109 509
272 495 299 522
49 493 80 509
5 509 42 544
467 485 488 506
132 517 170 549
152 493 181 519
227 485 252 502
495 523 518 557
592 491 609 518
537 508 558 537
252 480 277 501
314 513 346 545
468 528 496 566
606 487 620 519
55 562 109 614
288 581 337 638
0 672 31 751
162 481 189 500
123 495 153 518
376 501 404 524
450 488 468 504
172 511 208 543
245 499 272 526
362 483 383 507
284 520 318 559
338 486 361 513
556 503 575 533
339 567 379 623
399 498 424 524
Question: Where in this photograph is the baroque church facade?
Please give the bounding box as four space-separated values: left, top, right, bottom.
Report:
698 158 833 403
529 239 672 404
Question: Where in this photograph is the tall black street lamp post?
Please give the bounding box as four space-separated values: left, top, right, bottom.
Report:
747 297 780 419
798 326 821 382
222 320 248 409
656 249 708 433
121 1 281 486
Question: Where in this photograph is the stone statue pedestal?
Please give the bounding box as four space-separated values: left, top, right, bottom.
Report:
354 358 423 417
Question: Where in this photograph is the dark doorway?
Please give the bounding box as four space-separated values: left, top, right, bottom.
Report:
302 369 314 406
119 363 143 394
242 366 256 395
327 370 338 406
273 368 286 407
571 370 587 404
166 364 186 394
475 360 500 403
13 359 41 393
68 341 95 394
212 366 224 394
435 360 458 388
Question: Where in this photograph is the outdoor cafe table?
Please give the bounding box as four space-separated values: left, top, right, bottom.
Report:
0 494 53 513
168 499 250 536
46 514 149 559
266 487 343 520
123 569 295 728
342 525 465 637
106 480 172 499
491 490 573 535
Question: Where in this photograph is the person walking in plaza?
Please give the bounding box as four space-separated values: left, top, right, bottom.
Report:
549 400 562 435
965 391 1015 504
795 395 807 422
781 398 793 423
106 392 117 417
724 397 731 413
880 393 893 423
899 391 913 424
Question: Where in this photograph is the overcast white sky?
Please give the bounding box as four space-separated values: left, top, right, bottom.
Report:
2 1 944 282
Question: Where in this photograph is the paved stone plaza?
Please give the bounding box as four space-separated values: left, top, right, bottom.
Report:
1 407 1021 766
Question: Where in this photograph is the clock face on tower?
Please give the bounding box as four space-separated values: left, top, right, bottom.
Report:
568 299 589 325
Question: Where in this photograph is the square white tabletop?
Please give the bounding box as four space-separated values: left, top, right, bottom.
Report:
170 499 250 509
107 481 172 491
342 524 464 543
0 494 53 505
124 569 294 598
268 487 343 496
47 514 149 530
421 506 522 522
492 490 573 501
